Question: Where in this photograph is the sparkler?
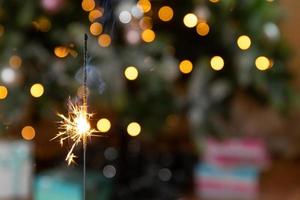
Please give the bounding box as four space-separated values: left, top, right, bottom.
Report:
52 34 97 200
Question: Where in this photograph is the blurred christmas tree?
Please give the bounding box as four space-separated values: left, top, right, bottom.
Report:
0 0 295 199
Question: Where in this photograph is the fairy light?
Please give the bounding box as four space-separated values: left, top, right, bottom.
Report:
0 86 8 100
21 126 36 141
210 56 224 71
237 35 252 50
97 118 111 133
9 55 22 69
183 13 198 28
98 34 111 47
179 60 193 74
127 122 141 137
89 9 103 22
158 6 174 22
141 29 155 43
196 22 210 36
30 83 44 98
124 66 139 80
255 56 271 71
54 46 69 58
90 22 103 36
82 0 95 12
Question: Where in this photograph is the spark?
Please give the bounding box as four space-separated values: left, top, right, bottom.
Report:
52 100 98 165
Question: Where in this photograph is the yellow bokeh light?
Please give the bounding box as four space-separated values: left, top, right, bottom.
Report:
97 118 111 133
21 126 36 141
210 56 224 71
255 56 271 71
179 60 193 74
124 66 139 80
237 35 252 50
196 22 210 36
141 29 155 43
89 9 103 22
82 0 95 12
158 6 174 22
137 0 151 13
139 17 153 30
209 0 220 3
98 34 111 47
30 83 44 98
0 86 8 100
9 55 22 69
183 13 198 28
90 22 103 36
127 122 141 137
54 46 69 58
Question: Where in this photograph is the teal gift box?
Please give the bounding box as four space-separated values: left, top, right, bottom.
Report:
34 168 113 200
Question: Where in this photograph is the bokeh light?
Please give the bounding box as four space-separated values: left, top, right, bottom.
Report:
237 35 252 50
255 56 271 71
210 56 224 71
89 9 103 22
1 68 16 84
98 34 111 47
103 165 116 178
124 66 139 80
141 29 155 43
30 83 44 98
179 60 193 74
158 6 174 22
119 11 132 24
139 17 153 30
82 0 95 12
209 0 220 3
97 118 111 133
127 122 141 137
196 22 210 36
0 86 8 100
32 17 51 32
9 55 22 69
54 46 69 58
90 22 103 36
183 13 198 28
137 0 151 13
21 126 36 141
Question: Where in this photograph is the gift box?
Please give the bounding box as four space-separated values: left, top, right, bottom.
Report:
203 138 269 169
0 140 33 199
195 163 259 200
34 169 113 200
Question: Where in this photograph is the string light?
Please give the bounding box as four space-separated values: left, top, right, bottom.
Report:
124 66 139 80
82 0 95 12
141 29 155 43
54 46 69 58
158 6 174 22
210 56 224 71
89 9 103 22
90 22 103 36
9 55 22 69
127 122 141 137
255 56 271 71
179 60 193 74
21 126 36 141
196 22 210 36
0 85 8 100
183 13 198 28
97 118 111 133
98 34 111 47
237 35 251 50
30 83 44 98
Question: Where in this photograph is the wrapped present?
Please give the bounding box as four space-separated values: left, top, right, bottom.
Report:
203 138 269 169
0 140 33 199
34 169 113 200
195 163 259 200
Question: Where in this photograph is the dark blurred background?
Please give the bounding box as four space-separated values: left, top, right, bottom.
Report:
0 0 300 199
